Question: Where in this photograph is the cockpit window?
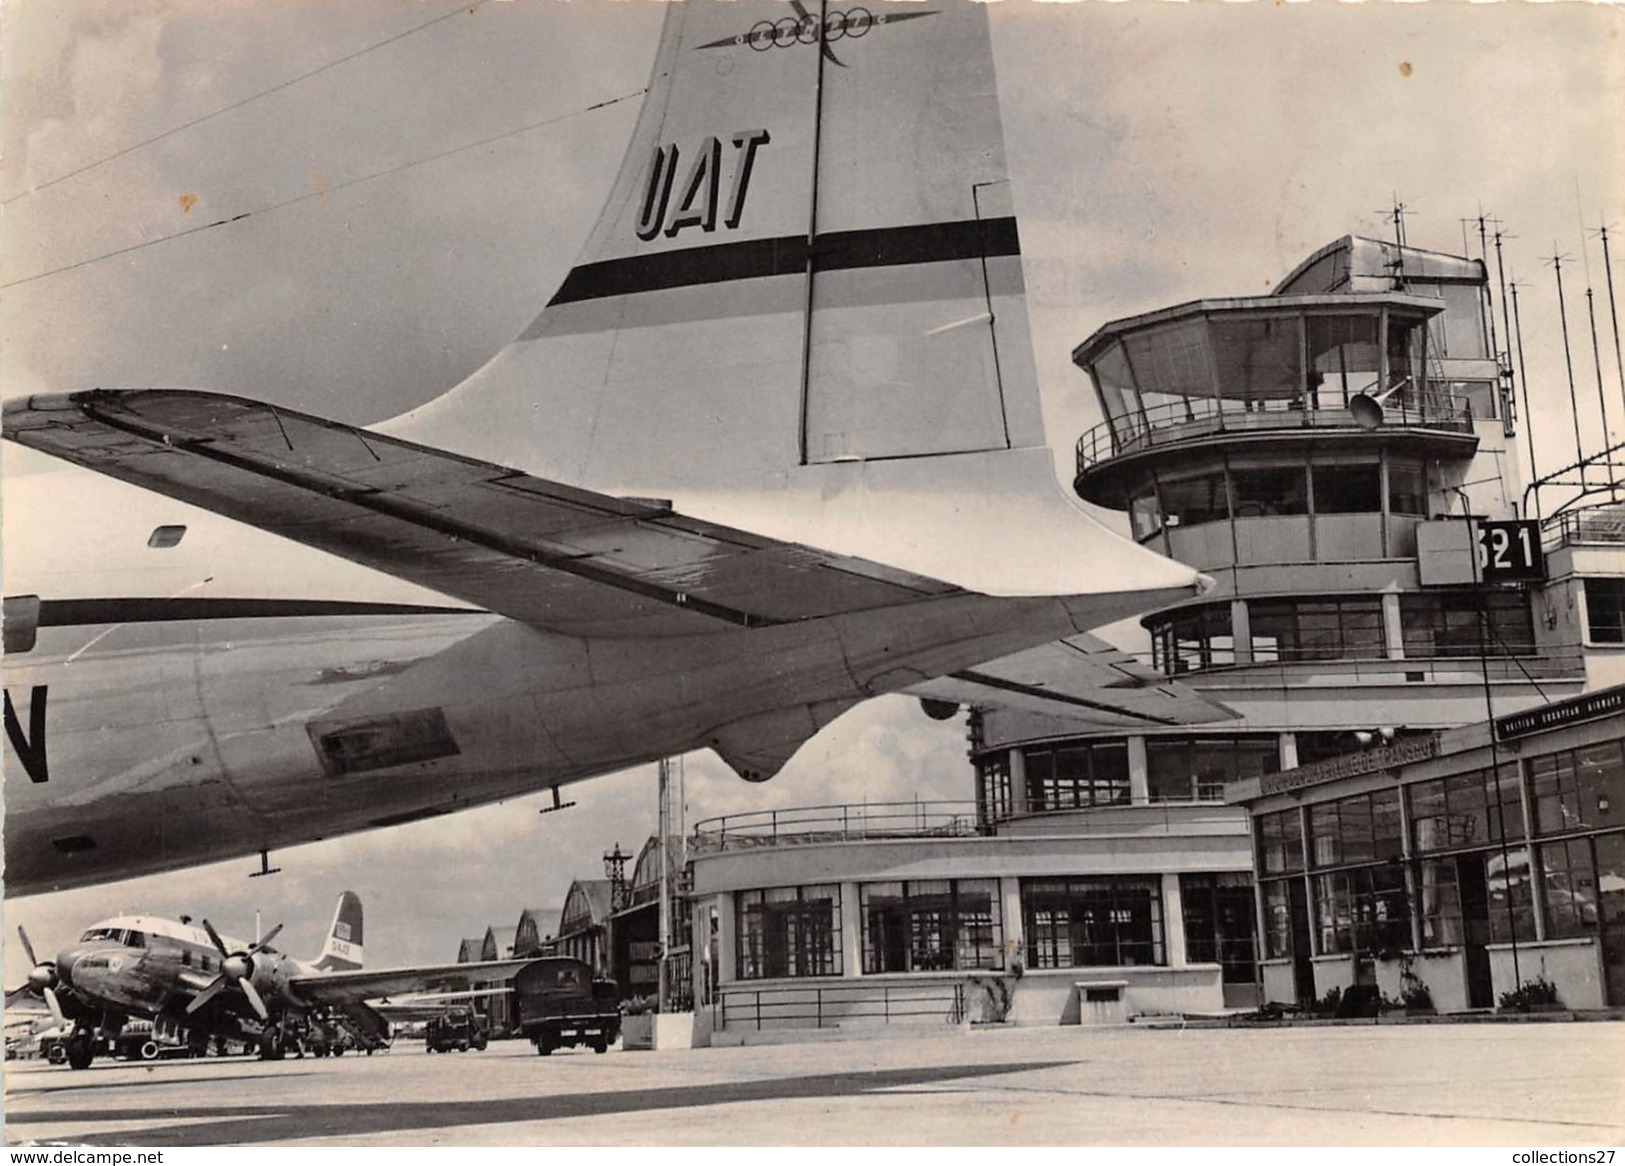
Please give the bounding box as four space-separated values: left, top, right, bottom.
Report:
78 926 147 946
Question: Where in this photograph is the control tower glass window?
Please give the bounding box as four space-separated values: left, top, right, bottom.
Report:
1306 314 1380 408
1148 603 1234 674
1399 591 1535 658
1232 467 1307 518
1387 461 1428 516
1250 597 1384 661
1208 316 1303 408
1123 317 1214 418
1159 472 1229 528
1092 342 1140 444
1416 281 1490 360
1128 482 1163 541
1311 464 1382 514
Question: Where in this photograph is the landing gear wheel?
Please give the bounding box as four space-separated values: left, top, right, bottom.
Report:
66 1034 96 1071
258 1030 286 1061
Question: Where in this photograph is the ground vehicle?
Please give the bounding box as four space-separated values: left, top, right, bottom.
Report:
424 1007 488 1054
513 957 619 1056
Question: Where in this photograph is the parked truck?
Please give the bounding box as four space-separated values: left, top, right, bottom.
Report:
512 957 620 1055
424 1007 488 1053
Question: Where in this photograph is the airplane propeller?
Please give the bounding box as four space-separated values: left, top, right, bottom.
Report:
14 926 65 1025
185 919 284 1022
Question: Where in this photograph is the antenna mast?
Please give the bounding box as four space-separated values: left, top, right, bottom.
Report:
1547 249 1585 471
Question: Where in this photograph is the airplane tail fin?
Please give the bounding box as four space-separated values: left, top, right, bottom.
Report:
385 1 1203 604
392 2 1041 486
312 890 364 972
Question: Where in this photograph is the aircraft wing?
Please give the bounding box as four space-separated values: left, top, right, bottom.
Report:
288 958 540 1009
4 390 965 639
908 632 1236 728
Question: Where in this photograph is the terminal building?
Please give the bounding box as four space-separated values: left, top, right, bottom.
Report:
673 234 1625 1039
466 235 1625 1039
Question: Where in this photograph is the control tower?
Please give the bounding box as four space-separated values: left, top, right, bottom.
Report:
968 236 1608 1007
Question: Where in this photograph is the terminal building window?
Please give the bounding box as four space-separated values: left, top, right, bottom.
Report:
1308 790 1404 868
1312 865 1410 954
1537 837 1601 940
975 753 1012 826
1488 854 1537 945
1530 741 1624 836
1585 579 1625 644
1257 809 1305 877
1408 764 1525 852
1023 740 1130 810
1259 881 1293 960
736 885 842 980
1415 858 1466 948
1022 877 1165 969
1148 603 1235 674
1250 596 1385 661
1147 734 1279 802
860 879 1003 974
1180 873 1259 985
1399 591 1535 657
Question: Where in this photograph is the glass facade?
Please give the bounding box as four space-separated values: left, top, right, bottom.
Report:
1399 591 1535 658
1181 873 1259 984
1585 578 1625 644
1147 735 1279 802
1022 877 1165 969
1250 597 1385 662
1252 733 1624 971
1149 603 1235 674
860 879 1003 974
1023 740 1131 810
975 752 1012 826
736 885 842 980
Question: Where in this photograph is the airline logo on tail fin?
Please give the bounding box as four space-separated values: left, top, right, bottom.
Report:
313 890 364 971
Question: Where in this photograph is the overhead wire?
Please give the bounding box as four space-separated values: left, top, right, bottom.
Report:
2 88 646 291
4 0 495 205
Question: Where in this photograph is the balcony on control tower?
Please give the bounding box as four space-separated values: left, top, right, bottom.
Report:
1073 291 1484 504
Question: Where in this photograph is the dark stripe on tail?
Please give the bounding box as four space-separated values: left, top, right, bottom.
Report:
546 217 1020 307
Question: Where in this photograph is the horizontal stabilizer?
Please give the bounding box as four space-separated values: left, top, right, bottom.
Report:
908 633 1236 728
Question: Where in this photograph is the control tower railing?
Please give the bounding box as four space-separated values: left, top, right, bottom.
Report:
1076 391 1476 477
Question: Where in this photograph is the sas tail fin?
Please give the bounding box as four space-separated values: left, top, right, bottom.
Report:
312 890 364 972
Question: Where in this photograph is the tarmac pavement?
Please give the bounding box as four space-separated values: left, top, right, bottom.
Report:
5 1020 1623 1146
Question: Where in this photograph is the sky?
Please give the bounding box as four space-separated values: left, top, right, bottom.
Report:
3 0 1624 983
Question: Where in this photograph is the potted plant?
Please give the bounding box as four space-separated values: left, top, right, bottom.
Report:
1498 976 1563 1014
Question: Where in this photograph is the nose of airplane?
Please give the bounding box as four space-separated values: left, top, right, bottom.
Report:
54 946 84 990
